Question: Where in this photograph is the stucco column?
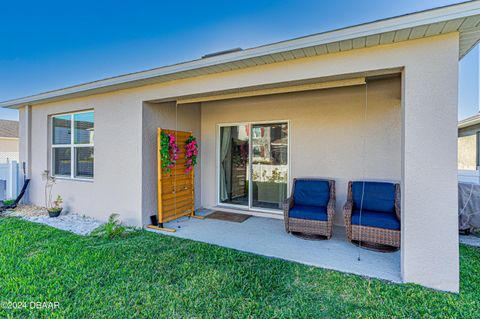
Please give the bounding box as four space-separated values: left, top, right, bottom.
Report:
18 105 31 179
401 35 460 292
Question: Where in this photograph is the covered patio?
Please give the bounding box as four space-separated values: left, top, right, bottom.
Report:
150 209 401 282
142 70 404 284
140 51 456 291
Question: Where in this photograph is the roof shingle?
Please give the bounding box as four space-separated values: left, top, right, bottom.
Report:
0 120 19 138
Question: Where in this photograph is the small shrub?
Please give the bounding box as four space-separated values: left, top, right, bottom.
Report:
53 195 63 208
91 214 129 239
2 199 15 206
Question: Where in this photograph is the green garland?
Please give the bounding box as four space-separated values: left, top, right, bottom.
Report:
160 131 179 173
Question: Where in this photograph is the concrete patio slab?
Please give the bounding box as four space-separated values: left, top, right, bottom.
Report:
148 210 401 283
460 234 480 247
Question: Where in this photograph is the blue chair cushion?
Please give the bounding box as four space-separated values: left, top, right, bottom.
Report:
293 180 330 207
352 181 396 213
351 209 400 230
289 205 328 221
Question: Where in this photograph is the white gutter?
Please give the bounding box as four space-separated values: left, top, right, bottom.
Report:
459 114 480 128
1 1 480 109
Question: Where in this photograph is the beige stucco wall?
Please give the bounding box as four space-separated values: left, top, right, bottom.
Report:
401 33 459 292
0 138 19 162
18 106 31 177
19 32 460 291
200 77 401 225
0 138 19 152
24 95 144 226
458 134 476 170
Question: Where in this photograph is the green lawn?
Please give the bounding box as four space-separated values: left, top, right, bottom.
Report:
0 218 479 318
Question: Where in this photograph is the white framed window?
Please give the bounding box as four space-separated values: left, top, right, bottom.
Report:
51 110 94 180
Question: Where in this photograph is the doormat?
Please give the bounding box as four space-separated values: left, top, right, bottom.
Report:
205 211 251 223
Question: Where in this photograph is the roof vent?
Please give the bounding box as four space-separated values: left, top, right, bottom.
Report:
202 48 243 59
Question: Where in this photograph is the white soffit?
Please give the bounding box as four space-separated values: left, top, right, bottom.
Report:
2 1 480 109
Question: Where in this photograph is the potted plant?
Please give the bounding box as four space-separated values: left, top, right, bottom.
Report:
47 195 63 217
42 170 64 217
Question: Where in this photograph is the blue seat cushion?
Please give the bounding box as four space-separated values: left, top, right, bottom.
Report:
351 209 400 230
352 181 396 213
293 180 330 207
289 205 328 221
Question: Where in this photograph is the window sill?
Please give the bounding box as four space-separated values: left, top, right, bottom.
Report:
54 176 94 183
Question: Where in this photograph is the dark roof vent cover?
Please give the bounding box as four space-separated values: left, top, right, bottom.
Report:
202 48 243 59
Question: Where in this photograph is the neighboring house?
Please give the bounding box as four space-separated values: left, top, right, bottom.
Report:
0 119 19 163
458 114 480 171
458 113 480 170
2 2 480 292
458 113 480 183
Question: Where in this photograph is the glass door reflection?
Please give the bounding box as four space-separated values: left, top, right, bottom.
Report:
219 125 250 206
251 123 288 210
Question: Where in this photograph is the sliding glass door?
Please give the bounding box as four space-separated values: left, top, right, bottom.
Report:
219 125 250 206
251 123 288 210
219 122 288 212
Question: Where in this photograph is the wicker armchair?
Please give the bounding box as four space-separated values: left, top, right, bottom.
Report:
343 181 401 248
284 178 336 239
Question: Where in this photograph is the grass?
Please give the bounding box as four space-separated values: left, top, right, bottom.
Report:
0 218 479 318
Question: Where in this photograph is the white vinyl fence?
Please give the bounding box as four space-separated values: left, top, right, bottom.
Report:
0 161 22 201
459 170 480 184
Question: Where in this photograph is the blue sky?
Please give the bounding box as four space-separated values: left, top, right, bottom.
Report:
0 0 477 120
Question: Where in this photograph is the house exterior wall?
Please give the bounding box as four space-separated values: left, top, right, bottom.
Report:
458 124 480 170
0 138 19 152
19 32 459 291
200 77 401 225
458 134 476 170
0 138 19 162
23 93 144 226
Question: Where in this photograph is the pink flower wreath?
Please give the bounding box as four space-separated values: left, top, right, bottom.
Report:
184 136 198 173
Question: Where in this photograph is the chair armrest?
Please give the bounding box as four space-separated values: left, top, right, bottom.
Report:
343 200 353 222
395 202 401 222
327 199 336 220
343 200 354 240
283 197 294 218
343 200 353 213
283 196 294 232
284 196 294 210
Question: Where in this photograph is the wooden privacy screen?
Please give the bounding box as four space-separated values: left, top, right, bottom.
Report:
157 128 195 225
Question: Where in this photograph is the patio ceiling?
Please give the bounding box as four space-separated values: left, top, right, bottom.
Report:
2 1 480 109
